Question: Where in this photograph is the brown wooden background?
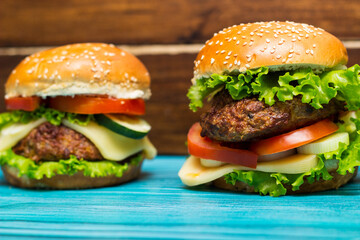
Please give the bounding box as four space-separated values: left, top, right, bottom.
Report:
1 0 360 154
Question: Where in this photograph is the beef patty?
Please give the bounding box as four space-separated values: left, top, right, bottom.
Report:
13 122 104 162
200 90 343 142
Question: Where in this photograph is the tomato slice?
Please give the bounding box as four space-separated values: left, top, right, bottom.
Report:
48 96 145 115
188 122 258 168
250 119 339 156
5 97 41 111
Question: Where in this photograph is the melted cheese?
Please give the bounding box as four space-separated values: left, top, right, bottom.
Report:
178 155 318 186
0 118 156 161
0 118 47 151
62 119 156 161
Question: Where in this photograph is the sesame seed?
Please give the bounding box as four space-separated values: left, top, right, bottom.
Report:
237 61 241 66
276 55 281 59
245 64 250 68
243 42 247 46
313 44 316 48
292 39 296 42
211 58 215 64
220 42 223 46
266 39 270 43
236 40 240 45
216 50 220 54
282 59 286 63
221 50 226 54
305 50 310 54
223 61 228 65
228 51 232 55
289 49 294 53
216 40 219 44
27 69 34 74
121 52 126 56
201 55 204 60
274 34 278 38
229 63 233 68
108 52 115 56
310 50 314 55
225 56 230 60
233 54 238 57
249 42 253 46
242 36 246 39
250 32 254 36
233 37 237 40
208 41 213 45
297 37 301 40
288 54 293 58
270 49 275 54
305 34 309 38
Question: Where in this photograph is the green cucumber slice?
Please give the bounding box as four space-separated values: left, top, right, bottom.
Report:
94 114 151 139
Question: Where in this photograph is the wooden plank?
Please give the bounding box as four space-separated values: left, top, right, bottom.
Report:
1 0 360 46
0 48 360 154
0 157 359 239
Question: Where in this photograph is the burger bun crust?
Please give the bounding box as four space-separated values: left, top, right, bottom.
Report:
6 43 151 100
193 21 348 80
1 161 143 189
213 167 357 195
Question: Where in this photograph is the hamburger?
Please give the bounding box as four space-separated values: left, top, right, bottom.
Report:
0 43 156 189
178 21 360 196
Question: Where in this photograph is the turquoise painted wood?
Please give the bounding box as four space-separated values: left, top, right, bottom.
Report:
0 156 360 239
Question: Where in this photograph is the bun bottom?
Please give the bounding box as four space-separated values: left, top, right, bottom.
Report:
1 161 143 189
213 167 358 195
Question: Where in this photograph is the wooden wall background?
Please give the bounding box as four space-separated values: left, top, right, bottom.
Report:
0 0 360 154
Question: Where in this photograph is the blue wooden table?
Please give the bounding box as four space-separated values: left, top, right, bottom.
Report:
1 156 360 239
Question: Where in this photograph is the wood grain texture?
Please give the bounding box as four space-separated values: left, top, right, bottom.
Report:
0 156 359 239
1 0 360 46
1 48 360 154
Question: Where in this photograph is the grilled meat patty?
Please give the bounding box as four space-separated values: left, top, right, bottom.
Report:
200 90 343 142
13 122 104 162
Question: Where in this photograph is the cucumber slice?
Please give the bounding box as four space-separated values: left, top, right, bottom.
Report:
94 114 151 139
297 132 349 154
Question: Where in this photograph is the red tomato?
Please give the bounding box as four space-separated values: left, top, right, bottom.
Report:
188 122 258 168
5 97 41 111
48 96 145 115
250 119 339 155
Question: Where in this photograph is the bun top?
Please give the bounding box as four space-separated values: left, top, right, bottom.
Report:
193 21 348 80
5 43 151 99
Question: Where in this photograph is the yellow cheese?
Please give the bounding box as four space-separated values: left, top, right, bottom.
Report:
178 154 318 186
0 118 47 151
62 119 156 161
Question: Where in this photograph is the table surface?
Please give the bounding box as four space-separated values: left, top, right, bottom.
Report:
0 155 360 239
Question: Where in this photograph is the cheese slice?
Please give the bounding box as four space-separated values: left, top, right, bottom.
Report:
62 119 156 161
0 118 47 151
0 118 156 162
178 154 318 186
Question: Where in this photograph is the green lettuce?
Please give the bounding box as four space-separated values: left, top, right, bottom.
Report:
0 149 142 179
188 65 360 111
224 119 360 197
0 106 94 128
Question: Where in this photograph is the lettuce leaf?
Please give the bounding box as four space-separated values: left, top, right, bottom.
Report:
188 65 360 111
0 106 94 129
224 118 360 197
0 149 142 179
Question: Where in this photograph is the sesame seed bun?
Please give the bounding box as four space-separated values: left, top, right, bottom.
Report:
193 21 348 80
5 43 151 99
